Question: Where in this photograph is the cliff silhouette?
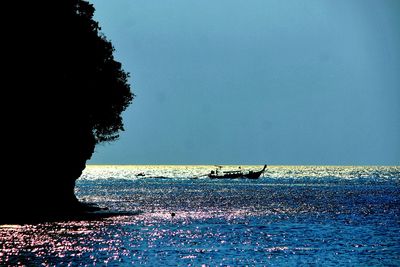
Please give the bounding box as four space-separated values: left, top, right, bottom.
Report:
2 1 133 222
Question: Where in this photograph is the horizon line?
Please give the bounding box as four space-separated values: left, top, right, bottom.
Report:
86 163 399 167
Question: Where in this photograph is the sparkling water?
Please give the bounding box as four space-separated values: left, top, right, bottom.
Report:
1 165 399 266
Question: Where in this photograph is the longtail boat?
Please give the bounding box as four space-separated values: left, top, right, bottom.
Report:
208 165 267 179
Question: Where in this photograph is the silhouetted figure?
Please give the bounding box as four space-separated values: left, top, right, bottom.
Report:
2 1 133 222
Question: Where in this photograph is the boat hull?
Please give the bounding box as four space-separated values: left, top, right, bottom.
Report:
208 173 243 179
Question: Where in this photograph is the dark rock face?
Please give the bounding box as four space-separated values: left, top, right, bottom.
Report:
1 1 133 221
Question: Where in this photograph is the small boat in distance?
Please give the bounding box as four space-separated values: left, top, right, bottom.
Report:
208 165 267 179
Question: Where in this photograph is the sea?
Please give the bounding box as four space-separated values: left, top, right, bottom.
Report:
1 165 399 266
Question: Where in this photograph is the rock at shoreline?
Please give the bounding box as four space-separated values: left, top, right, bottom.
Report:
1 1 133 221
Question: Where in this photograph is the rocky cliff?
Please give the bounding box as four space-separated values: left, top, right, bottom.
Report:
1 0 133 222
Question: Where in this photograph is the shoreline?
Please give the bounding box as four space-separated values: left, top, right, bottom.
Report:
0 210 135 225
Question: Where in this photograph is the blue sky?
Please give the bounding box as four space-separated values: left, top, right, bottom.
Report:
88 0 400 165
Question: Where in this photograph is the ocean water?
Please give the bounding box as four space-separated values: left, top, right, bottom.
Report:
1 165 399 266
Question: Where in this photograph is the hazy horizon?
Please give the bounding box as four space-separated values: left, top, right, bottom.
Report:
85 163 399 167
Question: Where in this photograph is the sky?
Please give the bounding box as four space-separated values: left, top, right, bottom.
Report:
87 0 400 165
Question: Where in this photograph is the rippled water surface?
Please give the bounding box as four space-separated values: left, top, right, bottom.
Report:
1 165 399 266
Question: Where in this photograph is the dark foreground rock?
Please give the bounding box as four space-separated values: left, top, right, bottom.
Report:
2 1 133 222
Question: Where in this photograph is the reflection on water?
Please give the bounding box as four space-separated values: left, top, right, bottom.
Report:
81 165 400 180
1 166 399 266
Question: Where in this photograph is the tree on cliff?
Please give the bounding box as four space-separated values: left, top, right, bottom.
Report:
2 0 133 219
60 0 134 143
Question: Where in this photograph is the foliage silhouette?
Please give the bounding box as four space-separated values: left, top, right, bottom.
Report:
2 0 133 221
